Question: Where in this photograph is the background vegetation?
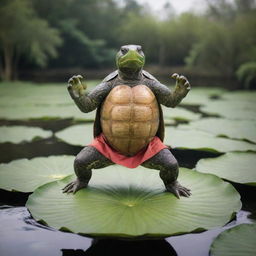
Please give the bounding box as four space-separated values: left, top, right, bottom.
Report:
0 0 256 88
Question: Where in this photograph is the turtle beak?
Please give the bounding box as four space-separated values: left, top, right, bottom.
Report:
118 49 145 70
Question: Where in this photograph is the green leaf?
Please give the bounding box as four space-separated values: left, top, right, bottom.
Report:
181 88 226 106
0 104 96 121
195 152 256 185
0 81 100 107
178 118 256 143
26 166 241 238
200 100 256 120
0 156 74 192
210 224 256 256
55 124 94 146
163 106 201 121
222 91 256 102
164 127 256 153
0 125 52 143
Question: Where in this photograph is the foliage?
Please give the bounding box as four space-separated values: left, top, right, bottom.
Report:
236 62 256 89
210 224 256 256
0 0 62 80
26 166 241 237
1 0 256 82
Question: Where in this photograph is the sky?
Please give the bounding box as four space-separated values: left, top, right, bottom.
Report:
135 0 208 14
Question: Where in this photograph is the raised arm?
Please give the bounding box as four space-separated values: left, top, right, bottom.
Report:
149 73 191 108
67 75 112 113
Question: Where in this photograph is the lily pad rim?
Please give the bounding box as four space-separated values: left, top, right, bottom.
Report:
26 171 241 238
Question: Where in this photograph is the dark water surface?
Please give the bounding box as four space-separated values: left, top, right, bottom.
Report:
0 205 253 256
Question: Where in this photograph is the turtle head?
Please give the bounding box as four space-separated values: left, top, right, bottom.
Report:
116 45 145 73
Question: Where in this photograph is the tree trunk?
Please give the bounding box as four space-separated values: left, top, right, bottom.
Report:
2 42 13 81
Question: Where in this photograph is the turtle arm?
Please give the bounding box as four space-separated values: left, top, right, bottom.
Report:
71 82 112 113
149 80 190 108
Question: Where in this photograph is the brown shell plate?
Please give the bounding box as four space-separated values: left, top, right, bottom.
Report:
100 85 159 156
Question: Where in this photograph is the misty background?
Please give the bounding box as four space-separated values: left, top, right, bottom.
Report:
1 0 256 89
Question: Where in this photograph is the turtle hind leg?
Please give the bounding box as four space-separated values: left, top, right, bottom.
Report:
141 148 191 199
62 146 114 194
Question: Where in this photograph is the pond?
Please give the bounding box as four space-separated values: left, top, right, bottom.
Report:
0 82 255 256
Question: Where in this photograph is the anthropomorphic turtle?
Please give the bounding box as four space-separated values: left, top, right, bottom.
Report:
63 44 191 198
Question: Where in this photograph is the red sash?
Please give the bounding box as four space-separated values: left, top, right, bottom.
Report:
89 133 167 168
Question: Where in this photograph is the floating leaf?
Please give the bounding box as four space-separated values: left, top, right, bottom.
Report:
181 87 226 106
222 91 256 102
200 100 256 120
164 127 256 153
179 118 256 143
0 104 96 121
0 126 52 143
26 166 241 238
55 124 94 146
163 106 201 121
210 224 256 256
0 156 74 192
196 152 256 185
0 81 100 107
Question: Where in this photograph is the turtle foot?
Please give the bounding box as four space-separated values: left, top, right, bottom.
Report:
165 181 191 199
62 178 88 194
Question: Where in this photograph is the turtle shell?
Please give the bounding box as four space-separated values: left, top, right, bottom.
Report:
100 85 160 156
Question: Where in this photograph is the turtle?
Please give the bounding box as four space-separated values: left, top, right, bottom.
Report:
63 44 191 198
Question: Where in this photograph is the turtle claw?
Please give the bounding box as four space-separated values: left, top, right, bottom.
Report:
62 179 88 194
165 181 191 199
171 73 179 79
171 73 191 92
67 74 87 98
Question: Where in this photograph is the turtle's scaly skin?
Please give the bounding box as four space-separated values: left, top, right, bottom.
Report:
101 85 159 156
64 44 192 199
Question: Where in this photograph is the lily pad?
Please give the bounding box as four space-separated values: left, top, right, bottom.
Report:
55 124 94 146
200 100 256 120
163 106 201 121
0 126 52 143
222 90 256 102
0 155 74 192
0 80 100 107
181 87 226 106
26 166 241 238
0 104 96 121
178 118 256 143
210 224 256 256
164 127 256 153
196 152 256 185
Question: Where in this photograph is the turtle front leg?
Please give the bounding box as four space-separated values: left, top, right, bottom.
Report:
141 148 191 199
62 146 114 194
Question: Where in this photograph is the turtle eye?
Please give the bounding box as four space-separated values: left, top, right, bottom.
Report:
137 46 142 52
121 47 128 54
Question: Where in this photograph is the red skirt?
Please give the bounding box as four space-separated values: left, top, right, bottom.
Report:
89 133 167 168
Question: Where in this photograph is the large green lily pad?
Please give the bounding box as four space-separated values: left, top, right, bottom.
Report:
210 224 256 256
200 100 256 120
165 127 256 153
178 118 256 143
0 126 52 143
55 124 94 146
0 156 74 192
181 87 226 106
26 166 241 238
0 104 96 121
196 152 256 185
0 81 100 107
222 90 256 102
163 106 201 121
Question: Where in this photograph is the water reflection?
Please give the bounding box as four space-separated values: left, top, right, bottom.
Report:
0 207 91 256
62 239 177 256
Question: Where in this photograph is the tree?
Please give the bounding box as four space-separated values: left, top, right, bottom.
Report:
0 0 62 80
